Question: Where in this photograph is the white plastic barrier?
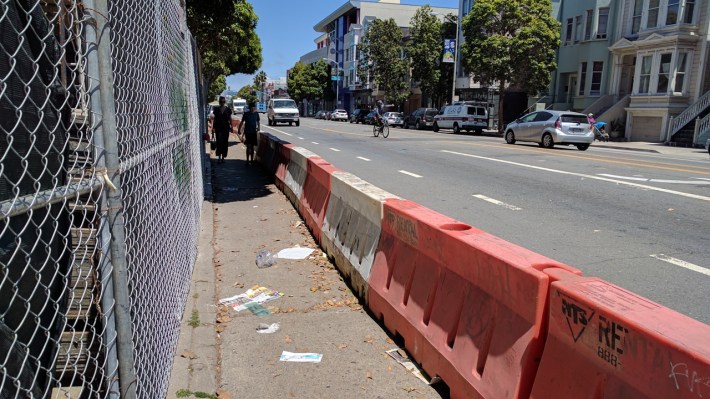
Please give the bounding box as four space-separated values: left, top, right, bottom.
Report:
321 171 399 297
282 147 317 208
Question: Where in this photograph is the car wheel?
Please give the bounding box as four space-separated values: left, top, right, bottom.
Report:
289 122 293 126
433 122 439 132
453 123 460 134
475 129 482 135
416 120 422 130
576 144 589 151
542 133 554 148
404 121 409 129
296 121 300 127
505 130 516 144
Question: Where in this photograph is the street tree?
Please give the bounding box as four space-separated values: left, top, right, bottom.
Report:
287 61 331 105
208 75 227 102
237 85 258 104
254 70 268 101
408 6 445 107
460 0 560 132
358 18 409 107
186 0 262 96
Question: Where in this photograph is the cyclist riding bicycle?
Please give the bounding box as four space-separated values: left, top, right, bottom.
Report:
372 100 390 138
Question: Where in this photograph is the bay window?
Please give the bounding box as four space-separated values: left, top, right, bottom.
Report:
666 0 680 25
633 0 697 34
674 52 687 93
647 0 660 29
632 0 643 34
597 8 609 39
591 62 604 94
639 56 653 94
656 53 672 93
584 10 593 41
635 50 692 95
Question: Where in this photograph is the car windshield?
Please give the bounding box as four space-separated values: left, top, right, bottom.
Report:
335 109 346 113
425 110 438 116
273 100 296 108
561 114 588 124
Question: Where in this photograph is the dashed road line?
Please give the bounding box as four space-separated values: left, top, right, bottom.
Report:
651 254 710 277
357 156 371 162
399 170 422 178
297 136 305 140
312 142 319 145
473 194 522 211
598 174 710 185
442 150 710 202
330 148 341 152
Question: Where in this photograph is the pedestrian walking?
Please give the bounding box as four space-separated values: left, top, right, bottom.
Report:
212 96 233 163
239 102 260 166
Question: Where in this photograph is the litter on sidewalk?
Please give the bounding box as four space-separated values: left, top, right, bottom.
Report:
219 285 283 312
386 348 441 385
276 246 315 259
256 323 280 334
279 351 323 363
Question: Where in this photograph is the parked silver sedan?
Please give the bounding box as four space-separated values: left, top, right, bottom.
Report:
331 109 348 122
504 110 594 151
383 112 403 127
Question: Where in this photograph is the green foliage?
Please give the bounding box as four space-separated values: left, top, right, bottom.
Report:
358 18 410 106
253 70 268 88
237 85 258 104
408 6 445 106
175 389 217 399
208 75 227 102
176 389 192 398
188 310 200 328
287 61 331 103
461 0 559 130
186 0 263 90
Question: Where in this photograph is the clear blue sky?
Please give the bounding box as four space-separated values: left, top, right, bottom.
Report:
226 0 459 93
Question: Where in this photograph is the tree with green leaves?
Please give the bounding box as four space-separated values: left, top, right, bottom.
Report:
186 0 263 98
237 85 258 104
208 75 227 102
287 61 331 105
254 70 268 101
460 0 560 132
408 6 446 107
358 18 410 107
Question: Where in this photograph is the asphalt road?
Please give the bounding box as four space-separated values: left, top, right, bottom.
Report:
261 117 710 325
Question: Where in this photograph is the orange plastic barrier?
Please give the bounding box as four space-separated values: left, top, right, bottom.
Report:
367 199 580 399
299 157 339 242
531 268 710 399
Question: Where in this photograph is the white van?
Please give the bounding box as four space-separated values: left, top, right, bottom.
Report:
432 104 488 134
267 98 300 126
232 98 247 114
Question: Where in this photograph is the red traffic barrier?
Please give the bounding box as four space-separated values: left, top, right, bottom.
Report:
299 157 339 242
531 268 710 399
368 199 580 399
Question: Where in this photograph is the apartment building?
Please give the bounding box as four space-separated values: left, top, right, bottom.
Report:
302 0 456 113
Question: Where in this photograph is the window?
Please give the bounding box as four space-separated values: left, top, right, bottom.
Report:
647 0 660 29
579 62 587 96
639 55 653 94
657 53 672 93
565 18 573 45
584 10 593 40
674 52 687 92
534 112 553 122
666 0 680 25
575 16 582 43
597 8 609 38
591 62 603 94
683 0 696 23
632 0 643 34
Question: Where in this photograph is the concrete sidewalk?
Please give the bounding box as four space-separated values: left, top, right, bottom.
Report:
167 138 445 399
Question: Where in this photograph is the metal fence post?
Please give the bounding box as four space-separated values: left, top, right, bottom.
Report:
83 0 121 396
91 0 138 397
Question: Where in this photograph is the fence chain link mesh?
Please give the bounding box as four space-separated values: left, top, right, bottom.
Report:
0 0 204 397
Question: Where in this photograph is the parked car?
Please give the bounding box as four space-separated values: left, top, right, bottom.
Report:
504 110 594 151
325 111 333 120
403 108 438 130
349 108 369 124
315 110 327 119
331 109 348 121
433 104 488 134
363 111 377 125
383 112 403 127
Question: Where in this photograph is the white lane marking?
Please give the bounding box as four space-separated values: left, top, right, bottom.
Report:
282 132 293 136
297 136 305 140
357 156 371 162
651 254 710 277
399 170 422 178
598 174 710 185
473 194 522 211
442 150 710 202
598 174 648 181
312 141 319 145
330 147 341 152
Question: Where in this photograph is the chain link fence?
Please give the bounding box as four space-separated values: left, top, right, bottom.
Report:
0 0 205 397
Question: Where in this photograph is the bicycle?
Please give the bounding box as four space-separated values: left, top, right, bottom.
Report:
372 115 389 138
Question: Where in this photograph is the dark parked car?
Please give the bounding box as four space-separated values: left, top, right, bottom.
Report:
363 111 377 125
315 110 327 119
349 108 370 124
403 108 438 130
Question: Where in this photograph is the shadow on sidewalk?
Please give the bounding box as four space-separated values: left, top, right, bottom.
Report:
210 158 274 204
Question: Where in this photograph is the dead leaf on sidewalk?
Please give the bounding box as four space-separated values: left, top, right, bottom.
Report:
216 314 232 324
284 335 293 344
401 387 418 393
216 389 231 399
337 343 348 349
386 338 394 344
180 351 198 359
232 281 244 288
366 370 373 380
309 287 318 293
216 324 226 333
364 336 375 344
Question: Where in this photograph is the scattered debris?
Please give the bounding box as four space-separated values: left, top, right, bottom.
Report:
386 348 441 385
256 323 280 334
256 249 277 268
219 285 283 312
277 246 315 260
284 335 293 344
279 351 323 363
180 351 198 359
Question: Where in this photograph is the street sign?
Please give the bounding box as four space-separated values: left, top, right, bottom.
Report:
331 76 341 81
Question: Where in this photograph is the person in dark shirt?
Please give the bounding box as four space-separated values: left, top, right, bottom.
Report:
212 96 233 163
239 102 260 166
